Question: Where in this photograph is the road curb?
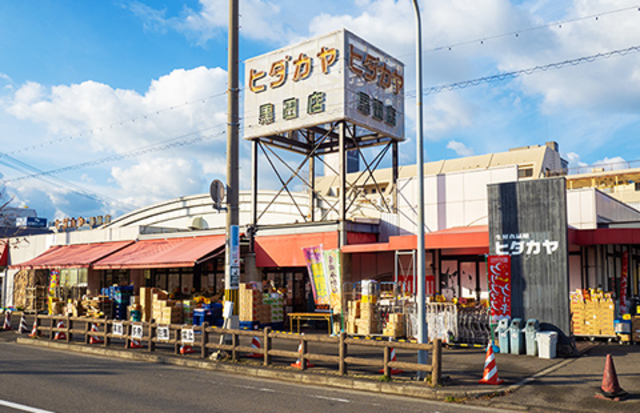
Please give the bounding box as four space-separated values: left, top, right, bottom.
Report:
15 337 509 401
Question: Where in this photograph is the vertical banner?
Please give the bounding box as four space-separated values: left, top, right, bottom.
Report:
621 251 629 314
302 245 330 306
488 255 511 323
48 270 60 297
225 224 240 290
47 269 60 315
323 249 342 312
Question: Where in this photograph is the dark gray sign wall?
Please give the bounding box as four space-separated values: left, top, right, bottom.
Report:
488 178 570 334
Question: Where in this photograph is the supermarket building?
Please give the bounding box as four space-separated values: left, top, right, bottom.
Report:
4 141 640 339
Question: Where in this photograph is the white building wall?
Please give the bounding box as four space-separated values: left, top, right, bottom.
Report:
396 165 518 235
567 188 640 229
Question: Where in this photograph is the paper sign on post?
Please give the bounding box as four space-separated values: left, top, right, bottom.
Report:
112 321 124 337
181 327 195 344
157 325 170 342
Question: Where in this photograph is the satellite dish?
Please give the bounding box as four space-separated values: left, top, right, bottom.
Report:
210 179 225 208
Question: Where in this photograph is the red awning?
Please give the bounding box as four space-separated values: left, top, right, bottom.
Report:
93 235 225 269
9 241 134 270
0 240 8 267
255 231 339 267
570 227 640 245
341 225 489 253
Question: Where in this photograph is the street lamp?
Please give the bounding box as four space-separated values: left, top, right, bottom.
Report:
411 0 428 378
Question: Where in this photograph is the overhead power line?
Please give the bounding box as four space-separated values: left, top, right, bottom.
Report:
0 152 137 211
427 4 640 53
412 44 640 96
3 127 226 184
7 90 229 156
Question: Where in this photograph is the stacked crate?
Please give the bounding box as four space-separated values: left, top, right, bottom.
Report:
263 293 284 325
598 301 615 336
182 300 195 325
570 300 585 335
346 300 360 334
632 316 640 343
383 313 405 338
239 283 261 322
570 289 616 336
356 301 378 335
139 287 156 322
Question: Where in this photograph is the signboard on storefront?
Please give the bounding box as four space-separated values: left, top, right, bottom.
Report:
244 29 404 141
488 255 511 323
621 251 629 314
323 249 342 312
302 245 330 306
488 178 570 335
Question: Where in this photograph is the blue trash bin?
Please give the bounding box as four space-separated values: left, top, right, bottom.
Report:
524 319 540 356
509 318 525 355
497 318 510 354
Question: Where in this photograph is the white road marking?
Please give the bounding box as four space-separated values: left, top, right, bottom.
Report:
312 395 350 403
0 399 54 413
259 388 276 392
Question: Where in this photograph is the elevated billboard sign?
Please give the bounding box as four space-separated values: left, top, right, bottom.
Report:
244 29 404 141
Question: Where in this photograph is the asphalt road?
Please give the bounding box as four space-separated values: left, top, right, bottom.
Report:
0 342 510 413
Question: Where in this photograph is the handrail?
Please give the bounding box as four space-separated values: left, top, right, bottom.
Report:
29 314 442 386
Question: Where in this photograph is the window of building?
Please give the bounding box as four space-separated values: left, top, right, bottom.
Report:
518 165 534 179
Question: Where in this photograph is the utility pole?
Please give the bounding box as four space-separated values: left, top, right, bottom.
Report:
224 0 240 313
411 0 428 379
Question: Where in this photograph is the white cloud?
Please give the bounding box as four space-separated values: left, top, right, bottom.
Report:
2 66 230 216
446 140 475 157
111 157 205 207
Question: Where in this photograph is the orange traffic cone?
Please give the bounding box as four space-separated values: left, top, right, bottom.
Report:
54 320 66 340
89 323 104 344
595 354 628 401
3 311 12 330
18 314 28 333
291 340 314 369
129 338 144 349
246 336 262 358
180 344 197 354
29 318 39 338
379 347 404 374
478 343 504 385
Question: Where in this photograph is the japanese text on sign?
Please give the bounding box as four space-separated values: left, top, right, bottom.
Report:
157 325 170 342
131 324 143 340
112 321 124 337
302 244 330 306
494 233 559 256
181 327 195 344
243 30 404 141
249 47 339 94
488 255 511 322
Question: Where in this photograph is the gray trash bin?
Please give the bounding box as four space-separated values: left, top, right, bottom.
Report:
524 319 540 356
497 318 510 353
509 318 524 355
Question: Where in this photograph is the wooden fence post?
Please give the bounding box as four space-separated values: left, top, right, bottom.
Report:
201 322 209 358
149 323 156 352
301 337 307 371
104 320 110 348
66 315 71 343
431 339 442 387
383 345 390 377
339 332 347 375
231 331 237 361
83 319 90 345
263 327 271 367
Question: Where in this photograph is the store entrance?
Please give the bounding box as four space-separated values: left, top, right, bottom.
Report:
263 268 311 314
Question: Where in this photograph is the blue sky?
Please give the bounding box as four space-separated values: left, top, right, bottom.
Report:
2 0 640 221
